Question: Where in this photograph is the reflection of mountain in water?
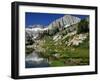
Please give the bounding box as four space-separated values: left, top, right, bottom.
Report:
25 51 49 68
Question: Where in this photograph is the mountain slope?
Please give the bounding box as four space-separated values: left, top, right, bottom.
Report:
25 14 81 43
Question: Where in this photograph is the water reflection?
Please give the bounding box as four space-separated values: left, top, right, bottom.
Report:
25 51 49 68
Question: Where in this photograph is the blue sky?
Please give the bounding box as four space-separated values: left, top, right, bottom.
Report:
25 12 88 28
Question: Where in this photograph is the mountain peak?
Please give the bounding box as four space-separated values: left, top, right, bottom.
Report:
48 14 81 29
28 24 46 29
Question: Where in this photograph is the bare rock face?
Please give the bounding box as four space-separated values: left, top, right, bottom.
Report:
67 33 88 46
48 15 81 30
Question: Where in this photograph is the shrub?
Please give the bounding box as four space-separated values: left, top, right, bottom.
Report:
77 19 89 34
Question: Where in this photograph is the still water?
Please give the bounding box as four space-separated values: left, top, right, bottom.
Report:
25 51 49 68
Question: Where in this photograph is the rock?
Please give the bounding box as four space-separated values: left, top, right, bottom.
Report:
65 41 68 45
48 15 81 31
53 53 60 58
53 34 62 41
67 33 88 46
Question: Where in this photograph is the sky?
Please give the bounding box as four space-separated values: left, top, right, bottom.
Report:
25 12 89 28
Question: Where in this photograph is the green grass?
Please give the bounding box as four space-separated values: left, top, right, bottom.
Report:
38 34 89 66
50 60 65 67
